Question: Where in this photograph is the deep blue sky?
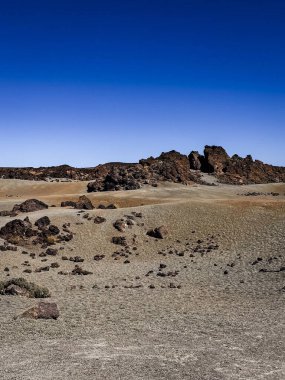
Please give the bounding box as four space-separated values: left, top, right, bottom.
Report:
0 0 284 167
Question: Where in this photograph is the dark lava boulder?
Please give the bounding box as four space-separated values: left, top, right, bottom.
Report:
13 199 48 213
75 195 94 210
35 216 51 229
61 195 94 210
147 225 169 239
0 218 34 244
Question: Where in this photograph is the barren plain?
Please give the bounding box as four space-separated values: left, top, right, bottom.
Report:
0 179 284 380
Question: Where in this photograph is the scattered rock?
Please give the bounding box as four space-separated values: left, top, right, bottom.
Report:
94 255 105 261
113 219 128 232
112 236 127 246
94 216 106 224
71 265 93 275
46 248 58 256
147 225 169 239
61 195 94 210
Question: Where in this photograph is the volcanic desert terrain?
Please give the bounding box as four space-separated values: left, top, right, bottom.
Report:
0 175 284 379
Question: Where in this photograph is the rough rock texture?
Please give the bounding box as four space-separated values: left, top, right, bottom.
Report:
35 216 51 229
0 218 34 244
0 215 72 246
189 151 204 171
75 195 94 210
147 225 169 239
61 195 94 209
12 199 48 213
20 302 59 319
87 163 144 192
189 146 285 184
1 146 284 186
87 150 193 192
0 165 95 181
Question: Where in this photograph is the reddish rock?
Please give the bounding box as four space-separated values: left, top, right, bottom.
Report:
20 302 59 319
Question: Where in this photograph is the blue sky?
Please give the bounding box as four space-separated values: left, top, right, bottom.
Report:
0 0 284 167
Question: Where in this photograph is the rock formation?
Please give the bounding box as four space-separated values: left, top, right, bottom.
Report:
0 146 284 186
189 146 285 184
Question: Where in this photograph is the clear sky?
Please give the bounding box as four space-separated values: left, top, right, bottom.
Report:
0 0 284 167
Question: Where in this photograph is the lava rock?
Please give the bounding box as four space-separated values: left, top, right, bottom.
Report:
12 199 48 213
35 216 51 229
147 225 169 239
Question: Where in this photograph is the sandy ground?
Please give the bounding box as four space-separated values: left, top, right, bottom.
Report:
0 179 284 380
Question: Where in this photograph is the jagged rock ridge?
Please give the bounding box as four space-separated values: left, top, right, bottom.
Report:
1 146 284 188
189 146 285 185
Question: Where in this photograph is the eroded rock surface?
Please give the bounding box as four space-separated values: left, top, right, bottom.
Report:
20 302 59 319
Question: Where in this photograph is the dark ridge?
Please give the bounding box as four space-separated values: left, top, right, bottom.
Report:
1 146 284 188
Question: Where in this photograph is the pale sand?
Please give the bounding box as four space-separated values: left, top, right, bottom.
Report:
0 179 284 379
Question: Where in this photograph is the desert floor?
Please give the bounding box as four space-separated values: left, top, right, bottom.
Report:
0 179 284 380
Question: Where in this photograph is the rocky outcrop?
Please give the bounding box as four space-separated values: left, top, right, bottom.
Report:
189 151 204 171
189 146 285 184
1 146 284 186
61 195 94 209
203 146 230 174
87 163 144 192
87 150 193 192
12 199 48 213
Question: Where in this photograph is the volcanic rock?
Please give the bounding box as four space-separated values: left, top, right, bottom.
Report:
61 195 93 210
189 145 285 184
35 216 50 229
12 199 48 213
94 216 106 224
111 236 127 246
113 219 128 232
147 225 169 239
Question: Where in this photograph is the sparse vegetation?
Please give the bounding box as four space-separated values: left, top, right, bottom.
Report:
0 278 50 298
